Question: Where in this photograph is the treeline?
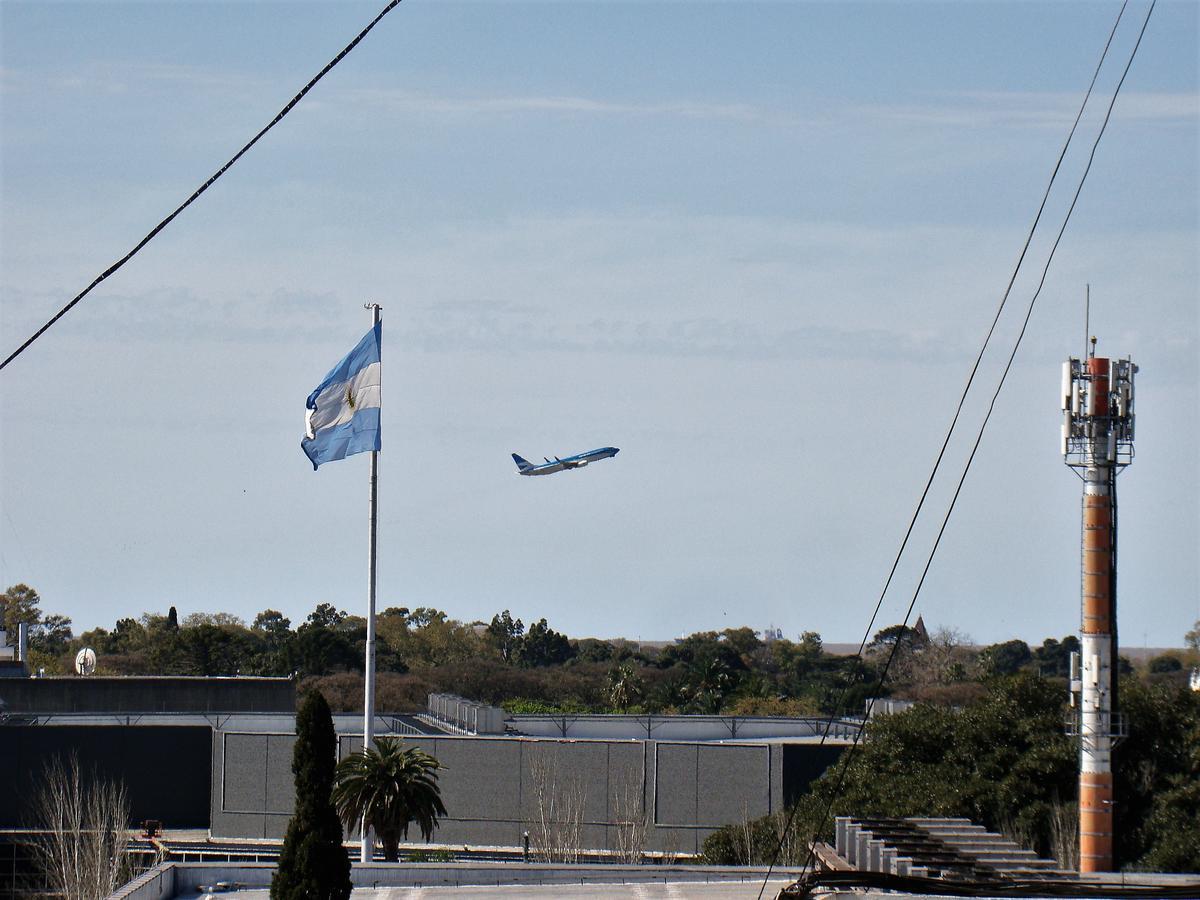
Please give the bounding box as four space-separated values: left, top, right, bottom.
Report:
3 584 1197 719
700 671 1200 873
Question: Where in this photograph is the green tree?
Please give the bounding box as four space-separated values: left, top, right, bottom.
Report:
293 608 359 676
520 619 573 667
485 610 524 663
976 639 1032 678
177 623 254 676
573 639 616 663
1113 678 1200 869
607 664 644 712
869 623 924 650
272 691 351 900
250 610 294 675
1148 654 1182 674
0 583 42 633
1 585 73 668
332 737 447 861
108 618 147 653
308 603 347 629
182 611 246 628
32 614 73 656
720 627 762 663
1031 635 1080 677
688 656 733 713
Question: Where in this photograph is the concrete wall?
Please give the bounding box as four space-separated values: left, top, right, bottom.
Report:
110 862 815 899
211 727 800 855
0 677 294 713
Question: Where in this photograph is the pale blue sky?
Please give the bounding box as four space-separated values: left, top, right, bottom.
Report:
1 1 1196 647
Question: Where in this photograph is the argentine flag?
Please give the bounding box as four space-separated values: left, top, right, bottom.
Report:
301 323 381 470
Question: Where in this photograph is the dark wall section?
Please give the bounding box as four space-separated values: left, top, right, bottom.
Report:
0 677 294 713
781 744 843 808
0 726 212 828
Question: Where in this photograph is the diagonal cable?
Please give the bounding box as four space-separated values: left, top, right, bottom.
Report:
1 0 404 373
758 0 1152 895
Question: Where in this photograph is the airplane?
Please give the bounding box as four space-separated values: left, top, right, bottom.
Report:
511 447 619 476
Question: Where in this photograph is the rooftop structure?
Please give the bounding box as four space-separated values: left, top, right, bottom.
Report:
111 861 807 900
0 625 29 679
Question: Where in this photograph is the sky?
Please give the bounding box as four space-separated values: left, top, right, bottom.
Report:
1 1 1196 649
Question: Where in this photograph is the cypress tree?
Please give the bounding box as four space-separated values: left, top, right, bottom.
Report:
271 690 352 900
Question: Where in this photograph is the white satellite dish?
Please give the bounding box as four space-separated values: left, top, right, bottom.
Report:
75 647 97 676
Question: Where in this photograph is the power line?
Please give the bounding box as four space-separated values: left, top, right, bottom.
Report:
758 0 1132 888
759 1 1153 895
0 0 404 373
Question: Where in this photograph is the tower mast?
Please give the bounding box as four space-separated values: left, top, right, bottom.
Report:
1061 337 1137 873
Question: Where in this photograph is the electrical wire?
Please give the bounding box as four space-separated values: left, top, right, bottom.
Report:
0 0 404 373
758 2 1154 896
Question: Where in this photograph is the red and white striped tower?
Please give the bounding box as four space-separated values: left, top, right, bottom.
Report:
1061 338 1136 873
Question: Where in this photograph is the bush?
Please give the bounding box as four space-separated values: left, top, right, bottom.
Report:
1148 654 1183 674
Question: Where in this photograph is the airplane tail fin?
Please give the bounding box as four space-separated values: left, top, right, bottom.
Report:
512 453 533 472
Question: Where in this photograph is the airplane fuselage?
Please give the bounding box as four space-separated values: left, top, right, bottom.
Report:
512 447 619 476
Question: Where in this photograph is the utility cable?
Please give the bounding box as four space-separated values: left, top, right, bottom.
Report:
758 1 1152 895
753 1 1128 897
0 0 404 373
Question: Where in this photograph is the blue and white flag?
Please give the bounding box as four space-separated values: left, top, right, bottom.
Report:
301 322 381 470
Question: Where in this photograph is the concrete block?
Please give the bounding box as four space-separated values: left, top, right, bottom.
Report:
842 822 859 864
855 832 871 870
879 846 896 874
867 840 884 872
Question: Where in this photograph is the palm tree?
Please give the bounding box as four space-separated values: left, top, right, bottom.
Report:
332 737 447 861
607 664 644 712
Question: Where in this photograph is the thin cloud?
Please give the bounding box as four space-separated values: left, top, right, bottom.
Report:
339 86 765 122
1 61 270 97
857 90 1199 130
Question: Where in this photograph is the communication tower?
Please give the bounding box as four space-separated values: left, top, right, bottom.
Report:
1061 337 1136 873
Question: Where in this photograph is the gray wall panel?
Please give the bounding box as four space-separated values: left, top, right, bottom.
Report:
212 810 269 840
223 734 267 814
263 813 291 840
606 742 647 823
433 738 523 823
770 744 783 814
696 744 769 827
653 743 698 827
518 741 611 824
650 825 701 857
264 735 296 814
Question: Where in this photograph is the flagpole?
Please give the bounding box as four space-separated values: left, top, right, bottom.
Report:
362 302 381 863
